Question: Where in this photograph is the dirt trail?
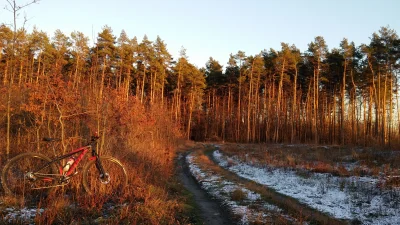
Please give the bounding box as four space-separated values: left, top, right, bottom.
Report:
178 151 234 225
204 148 349 225
179 145 348 225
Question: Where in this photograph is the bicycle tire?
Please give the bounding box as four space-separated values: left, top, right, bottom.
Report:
1 152 59 201
82 156 128 195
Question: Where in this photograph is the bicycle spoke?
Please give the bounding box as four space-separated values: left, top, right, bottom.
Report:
82 156 128 196
1 153 58 205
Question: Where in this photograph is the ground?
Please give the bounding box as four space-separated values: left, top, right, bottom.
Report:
181 143 400 225
2 142 400 224
177 150 234 225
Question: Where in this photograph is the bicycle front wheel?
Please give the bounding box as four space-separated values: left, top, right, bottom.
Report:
1 153 58 201
82 156 128 195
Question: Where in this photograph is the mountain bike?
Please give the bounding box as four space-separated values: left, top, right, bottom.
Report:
1 133 128 200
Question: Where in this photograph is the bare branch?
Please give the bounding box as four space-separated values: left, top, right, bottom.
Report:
22 12 28 27
4 5 13 13
60 111 98 119
6 0 14 9
4 0 40 12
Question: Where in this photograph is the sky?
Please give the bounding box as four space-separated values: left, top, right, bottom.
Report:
1 0 399 68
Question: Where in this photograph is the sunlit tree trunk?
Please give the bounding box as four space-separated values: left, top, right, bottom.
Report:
99 62 106 99
291 66 298 143
341 60 347 145
141 66 146 103
247 65 254 142
382 70 388 146
237 72 242 141
275 59 285 142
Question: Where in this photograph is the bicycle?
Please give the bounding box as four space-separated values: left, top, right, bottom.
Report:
1 133 128 200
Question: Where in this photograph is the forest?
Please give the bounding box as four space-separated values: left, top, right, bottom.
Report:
1 1 400 222
1 24 399 151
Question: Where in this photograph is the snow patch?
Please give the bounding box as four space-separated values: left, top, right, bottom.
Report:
186 153 294 225
213 150 400 225
4 207 44 224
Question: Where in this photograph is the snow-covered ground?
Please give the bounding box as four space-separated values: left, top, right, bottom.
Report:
213 150 400 225
2 207 44 224
0 199 128 224
186 153 294 225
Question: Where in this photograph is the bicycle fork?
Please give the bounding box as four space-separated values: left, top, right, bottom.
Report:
95 159 110 184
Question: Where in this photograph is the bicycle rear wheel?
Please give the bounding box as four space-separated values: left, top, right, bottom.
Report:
1 153 58 202
82 156 128 196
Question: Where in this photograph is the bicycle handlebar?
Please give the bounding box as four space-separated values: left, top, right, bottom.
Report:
89 133 100 148
42 133 99 147
91 132 100 141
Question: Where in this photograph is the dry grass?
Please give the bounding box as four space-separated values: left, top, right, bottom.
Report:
0 91 195 224
218 143 400 179
231 189 246 202
0 149 190 224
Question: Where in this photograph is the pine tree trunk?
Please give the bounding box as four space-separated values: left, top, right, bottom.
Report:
247 66 254 142
141 66 146 103
341 62 347 145
237 73 242 142
187 90 195 140
291 67 298 143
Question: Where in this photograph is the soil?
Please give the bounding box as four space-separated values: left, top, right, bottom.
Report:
177 151 235 225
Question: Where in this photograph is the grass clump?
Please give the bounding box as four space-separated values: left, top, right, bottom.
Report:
231 188 246 202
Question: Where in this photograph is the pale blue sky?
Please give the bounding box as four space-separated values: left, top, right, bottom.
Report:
1 0 399 68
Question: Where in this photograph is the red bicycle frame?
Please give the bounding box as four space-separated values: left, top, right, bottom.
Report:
33 135 101 181
59 145 91 176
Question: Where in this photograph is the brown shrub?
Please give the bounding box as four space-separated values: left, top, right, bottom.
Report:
0 85 187 224
231 188 246 202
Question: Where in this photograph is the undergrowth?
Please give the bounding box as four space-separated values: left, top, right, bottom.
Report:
0 88 195 224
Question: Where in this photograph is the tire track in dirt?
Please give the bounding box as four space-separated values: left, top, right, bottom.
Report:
178 150 235 225
203 147 350 225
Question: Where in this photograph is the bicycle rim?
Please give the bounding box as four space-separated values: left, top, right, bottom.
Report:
1 153 58 204
82 156 128 196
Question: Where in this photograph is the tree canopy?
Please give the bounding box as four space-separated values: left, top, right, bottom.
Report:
0 23 399 146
